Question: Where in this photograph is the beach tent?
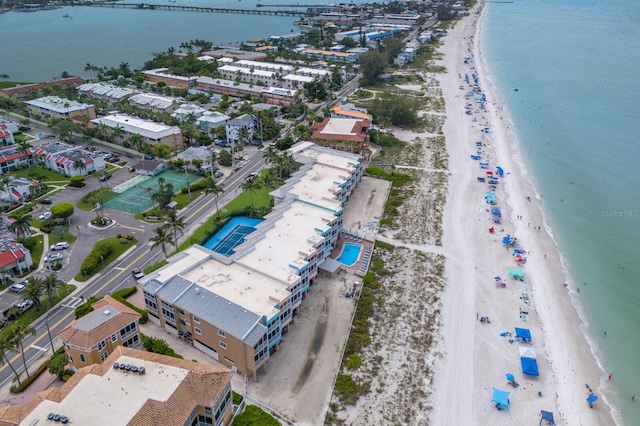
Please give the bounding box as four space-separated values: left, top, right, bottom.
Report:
491 206 501 216
521 357 540 376
496 166 504 176
515 327 532 340
509 268 524 279
491 387 510 407
539 410 555 425
519 346 536 359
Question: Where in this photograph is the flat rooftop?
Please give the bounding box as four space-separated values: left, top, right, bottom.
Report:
293 142 362 171
285 163 348 211
20 354 188 425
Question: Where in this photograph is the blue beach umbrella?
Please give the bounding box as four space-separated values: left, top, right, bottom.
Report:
502 235 512 244
506 373 515 382
587 394 598 403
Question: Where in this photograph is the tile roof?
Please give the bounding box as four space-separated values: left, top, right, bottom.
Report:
0 347 233 426
0 248 26 268
57 296 141 350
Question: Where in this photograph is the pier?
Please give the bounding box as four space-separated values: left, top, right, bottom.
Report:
84 2 310 16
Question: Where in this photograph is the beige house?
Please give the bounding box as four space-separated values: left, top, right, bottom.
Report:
57 296 142 371
0 346 234 426
90 114 184 151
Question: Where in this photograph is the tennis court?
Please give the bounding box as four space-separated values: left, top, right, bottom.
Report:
203 217 263 256
105 172 197 214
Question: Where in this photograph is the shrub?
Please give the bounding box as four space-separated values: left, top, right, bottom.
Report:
69 175 85 187
346 354 362 370
232 391 244 405
141 335 183 358
232 405 280 426
335 374 360 395
112 286 137 299
181 177 211 194
119 238 129 244
74 296 102 319
51 202 74 220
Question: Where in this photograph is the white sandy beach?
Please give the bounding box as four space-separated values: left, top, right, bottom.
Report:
432 3 617 425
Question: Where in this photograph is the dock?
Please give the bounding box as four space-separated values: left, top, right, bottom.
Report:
84 2 310 16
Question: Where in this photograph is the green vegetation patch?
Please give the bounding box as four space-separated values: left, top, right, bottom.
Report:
75 235 136 281
232 405 281 426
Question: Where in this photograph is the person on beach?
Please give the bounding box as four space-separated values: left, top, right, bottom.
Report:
609 373 612 380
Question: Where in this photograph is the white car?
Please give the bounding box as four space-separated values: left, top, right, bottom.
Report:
45 253 63 263
38 211 52 220
17 301 34 313
50 242 69 251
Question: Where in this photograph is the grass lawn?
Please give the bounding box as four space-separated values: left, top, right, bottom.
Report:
11 167 69 184
105 163 119 172
172 188 205 209
12 133 36 143
30 234 45 266
144 259 168 275
74 236 137 282
76 187 114 211
48 230 77 246
0 284 77 340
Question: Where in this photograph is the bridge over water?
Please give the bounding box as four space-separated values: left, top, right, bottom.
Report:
85 2 310 16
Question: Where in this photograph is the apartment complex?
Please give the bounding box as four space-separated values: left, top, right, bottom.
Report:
0 347 233 426
90 114 184 151
0 77 84 100
32 141 106 177
140 142 363 380
128 93 178 113
57 296 142 371
310 117 371 153
76 82 136 105
24 96 96 123
143 68 198 89
195 77 298 106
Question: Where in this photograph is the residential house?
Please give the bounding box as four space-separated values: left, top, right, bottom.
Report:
171 103 208 123
0 346 234 426
128 93 178 113
57 296 142 371
0 177 41 206
310 117 371 153
0 125 15 146
132 160 166 176
0 235 34 275
24 96 97 124
142 68 198 89
0 120 18 135
0 149 30 175
176 147 218 173
197 111 230 137
225 114 256 146
330 105 373 121
90 114 184 151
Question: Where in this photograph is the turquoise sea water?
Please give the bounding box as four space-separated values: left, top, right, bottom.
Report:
482 0 640 423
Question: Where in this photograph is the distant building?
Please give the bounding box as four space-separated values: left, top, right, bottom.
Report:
128 93 178 113
57 296 142 371
32 142 106 177
0 346 234 426
24 96 96 124
171 103 208 123
196 77 299 106
143 68 198 89
0 77 85 100
201 49 267 62
76 82 136 105
310 117 371 153
90 114 184 151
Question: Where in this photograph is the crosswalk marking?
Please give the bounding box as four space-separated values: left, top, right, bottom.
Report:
62 297 84 309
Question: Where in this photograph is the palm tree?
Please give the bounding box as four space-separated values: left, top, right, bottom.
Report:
262 168 283 196
128 133 143 150
241 176 262 209
163 212 186 251
150 226 174 258
22 277 44 311
263 145 279 166
0 176 11 212
8 213 32 239
7 323 36 378
112 125 124 141
205 180 224 219
0 335 21 386
237 127 250 146
73 159 87 175
42 273 64 306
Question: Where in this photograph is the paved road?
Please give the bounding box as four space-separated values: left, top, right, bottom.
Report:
0 149 266 388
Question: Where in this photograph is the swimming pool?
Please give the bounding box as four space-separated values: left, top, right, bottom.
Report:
203 217 263 256
337 243 362 267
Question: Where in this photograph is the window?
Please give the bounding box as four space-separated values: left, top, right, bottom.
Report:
80 354 86 363
67 354 73 363
120 322 137 338
100 351 109 362
123 334 140 348
194 327 202 335
161 301 176 323
218 329 226 338
97 340 106 351
219 341 227 350
193 316 200 324
111 334 117 343
204 407 212 416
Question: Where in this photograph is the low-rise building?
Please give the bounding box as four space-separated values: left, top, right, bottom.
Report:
140 143 363 380
0 124 15 146
310 117 371 153
0 177 40 206
142 68 198 89
32 142 106 177
132 160 167 176
24 96 96 123
128 93 178 113
201 49 267 61
0 77 84 100
76 82 136 105
176 146 218 172
171 103 208 122
90 114 184 151
0 346 233 426
57 296 142 371
0 120 18 135
225 114 256 145
196 77 298 106
198 111 230 136
330 105 373 121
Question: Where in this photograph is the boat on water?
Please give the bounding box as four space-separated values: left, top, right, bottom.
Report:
63 13 69 17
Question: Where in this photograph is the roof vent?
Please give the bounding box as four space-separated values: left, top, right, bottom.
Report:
103 310 111 315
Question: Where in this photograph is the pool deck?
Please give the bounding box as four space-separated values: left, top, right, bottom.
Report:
331 233 374 276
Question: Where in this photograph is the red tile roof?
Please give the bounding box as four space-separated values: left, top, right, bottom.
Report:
0 249 26 268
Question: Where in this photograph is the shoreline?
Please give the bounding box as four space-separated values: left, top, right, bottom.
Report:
432 2 617 425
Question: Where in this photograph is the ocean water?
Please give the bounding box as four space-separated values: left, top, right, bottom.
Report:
482 0 640 423
0 0 304 82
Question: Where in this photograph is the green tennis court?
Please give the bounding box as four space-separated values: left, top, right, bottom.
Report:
104 172 197 214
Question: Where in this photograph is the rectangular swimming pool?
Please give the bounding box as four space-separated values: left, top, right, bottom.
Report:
337 243 362 266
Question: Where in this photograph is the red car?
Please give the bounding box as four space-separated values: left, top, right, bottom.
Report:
107 157 120 163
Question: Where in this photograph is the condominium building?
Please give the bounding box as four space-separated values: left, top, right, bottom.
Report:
32 141 106 177
0 346 233 426
198 111 230 136
128 93 178 113
90 114 184 151
196 77 298 106
310 117 371 153
140 143 363 380
171 103 208 123
24 96 96 123
57 296 142 371
76 82 136 105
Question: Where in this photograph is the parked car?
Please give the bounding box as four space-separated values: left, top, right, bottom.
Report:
40 199 53 205
103 153 113 160
131 268 145 280
213 171 224 178
38 211 52 220
107 157 120 163
17 301 34 313
18 125 31 131
98 173 112 181
9 282 26 293
50 242 69 251
44 253 63 263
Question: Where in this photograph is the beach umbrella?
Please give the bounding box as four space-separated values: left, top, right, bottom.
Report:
587 394 598 404
502 235 512 245
506 373 515 382
496 166 504 176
